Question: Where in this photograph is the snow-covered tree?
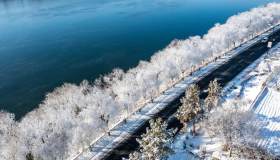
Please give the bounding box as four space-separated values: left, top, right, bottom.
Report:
176 84 201 134
0 112 18 160
231 145 277 160
128 151 142 160
100 113 110 135
175 98 193 130
203 108 262 156
204 79 221 112
136 118 173 160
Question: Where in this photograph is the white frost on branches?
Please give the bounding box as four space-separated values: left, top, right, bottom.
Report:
204 79 221 112
176 84 201 133
133 118 173 160
204 107 262 147
1 3 280 159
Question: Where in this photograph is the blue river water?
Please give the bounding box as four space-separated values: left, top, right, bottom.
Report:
0 0 276 119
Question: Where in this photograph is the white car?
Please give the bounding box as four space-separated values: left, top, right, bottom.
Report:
267 41 272 48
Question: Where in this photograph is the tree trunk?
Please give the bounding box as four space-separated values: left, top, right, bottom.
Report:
183 122 188 131
192 120 196 136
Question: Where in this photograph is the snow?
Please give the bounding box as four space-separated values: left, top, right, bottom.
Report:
168 42 280 160
169 125 224 159
2 3 280 160
222 42 280 156
75 21 280 160
252 88 280 155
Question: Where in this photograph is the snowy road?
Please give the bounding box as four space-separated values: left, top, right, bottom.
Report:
73 24 280 160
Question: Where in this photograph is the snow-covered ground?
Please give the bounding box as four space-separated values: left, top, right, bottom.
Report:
223 42 280 157
169 42 280 160
253 88 280 155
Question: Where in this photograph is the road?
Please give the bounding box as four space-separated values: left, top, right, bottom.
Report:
100 27 280 160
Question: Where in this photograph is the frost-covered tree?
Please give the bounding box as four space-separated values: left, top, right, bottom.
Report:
175 98 193 130
100 114 110 135
203 108 262 156
231 145 277 160
0 112 18 160
176 84 201 134
128 151 142 160
204 79 221 112
136 118 173 160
